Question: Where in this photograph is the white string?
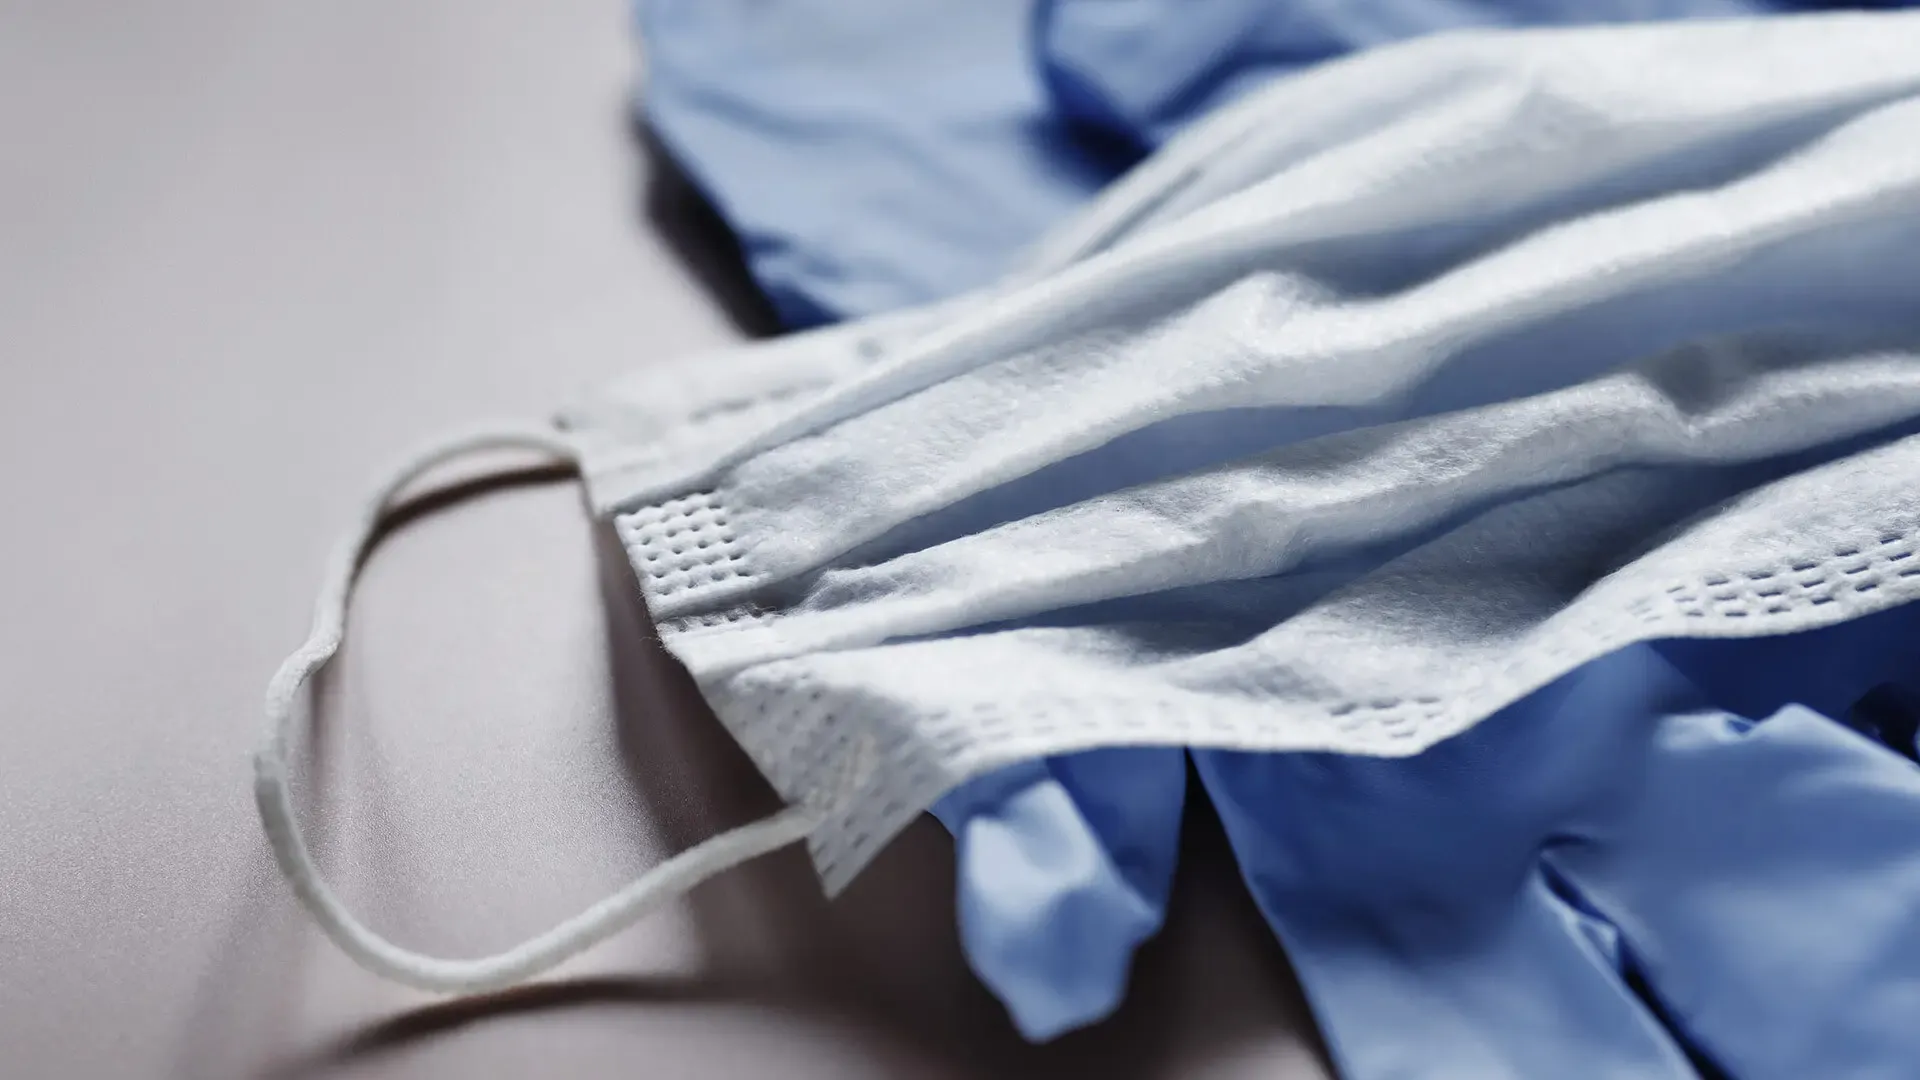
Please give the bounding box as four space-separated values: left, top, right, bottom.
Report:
254 424 830 994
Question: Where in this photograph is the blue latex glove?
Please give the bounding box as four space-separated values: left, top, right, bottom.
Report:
922 607 1920 1049
637 0 1904 325
638 0 1127 326
1195 634 1920 1079
930 747 1186 1040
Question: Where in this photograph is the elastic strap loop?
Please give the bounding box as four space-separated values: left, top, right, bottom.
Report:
254 425 829 994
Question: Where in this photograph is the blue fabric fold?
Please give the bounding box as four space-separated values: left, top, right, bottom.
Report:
1037 0 1767 152
639 0 1126 327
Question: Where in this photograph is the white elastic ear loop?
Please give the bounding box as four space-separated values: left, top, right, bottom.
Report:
254 425 833 995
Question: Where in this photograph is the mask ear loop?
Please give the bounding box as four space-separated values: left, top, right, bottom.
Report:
254 425 847 994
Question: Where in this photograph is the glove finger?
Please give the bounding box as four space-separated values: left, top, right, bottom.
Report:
931 747 1187 1040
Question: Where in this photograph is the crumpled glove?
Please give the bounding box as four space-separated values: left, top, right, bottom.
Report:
937 605 1920 1074
1198 636 1920 1079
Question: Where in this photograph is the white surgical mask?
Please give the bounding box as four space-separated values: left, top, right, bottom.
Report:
258 11 1920 996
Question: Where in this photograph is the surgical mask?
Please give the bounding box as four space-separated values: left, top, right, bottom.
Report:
257 11 1920 995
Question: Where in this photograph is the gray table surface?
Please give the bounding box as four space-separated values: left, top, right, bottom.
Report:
0 3 1333 1076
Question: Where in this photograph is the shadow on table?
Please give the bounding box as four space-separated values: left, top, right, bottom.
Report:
259 973 875 1080
631 115 784 340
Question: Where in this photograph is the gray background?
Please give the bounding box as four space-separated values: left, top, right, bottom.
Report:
0 2 1332 1076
